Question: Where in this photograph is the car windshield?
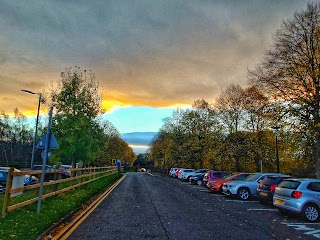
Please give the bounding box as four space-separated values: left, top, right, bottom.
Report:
225 174 239 180
244 174 261 181
224 173 235 179
278 180 301 190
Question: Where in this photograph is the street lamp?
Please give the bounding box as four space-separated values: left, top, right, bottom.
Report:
21 89 42 170
272 126 280 173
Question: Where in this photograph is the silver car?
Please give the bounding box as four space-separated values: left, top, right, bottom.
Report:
222 173 286 200
273 179 320 222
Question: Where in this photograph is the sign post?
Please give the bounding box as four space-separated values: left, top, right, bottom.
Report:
36 107 59 213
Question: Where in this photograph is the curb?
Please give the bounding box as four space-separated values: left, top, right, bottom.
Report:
39 174 126 240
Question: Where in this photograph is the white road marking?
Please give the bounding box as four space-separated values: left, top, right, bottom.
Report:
247 208 278 211
208 194 224 197
224 199 259 203
191 186 205 189
282 222 320 239
282 222 320 225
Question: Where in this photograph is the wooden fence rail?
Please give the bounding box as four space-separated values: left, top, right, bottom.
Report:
1 166 118 217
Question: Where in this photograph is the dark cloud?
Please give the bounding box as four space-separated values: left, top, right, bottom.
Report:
0 0 309 113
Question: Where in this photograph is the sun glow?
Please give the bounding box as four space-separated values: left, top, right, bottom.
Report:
129 144 150 149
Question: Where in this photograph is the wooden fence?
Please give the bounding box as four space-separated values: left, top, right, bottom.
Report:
1 166 118 217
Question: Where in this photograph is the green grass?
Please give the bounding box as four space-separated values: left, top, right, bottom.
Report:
0 173 122 240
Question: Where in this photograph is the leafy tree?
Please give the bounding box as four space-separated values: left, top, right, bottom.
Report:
249 3 320 177
151 100 223 169
50 67 102 166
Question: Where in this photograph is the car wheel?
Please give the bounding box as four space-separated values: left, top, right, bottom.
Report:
197 180 202 185
302 204 319 222
238 187 250 200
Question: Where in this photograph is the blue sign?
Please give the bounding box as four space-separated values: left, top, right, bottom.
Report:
36 133 59 149
116 160 121 168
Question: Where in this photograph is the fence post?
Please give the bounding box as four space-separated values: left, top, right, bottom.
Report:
2 167 14 217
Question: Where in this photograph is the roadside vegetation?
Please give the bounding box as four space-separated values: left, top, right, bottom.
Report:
0 172 122 240
151 3 320 178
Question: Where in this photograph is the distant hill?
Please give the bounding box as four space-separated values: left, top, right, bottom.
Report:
121 132 158 146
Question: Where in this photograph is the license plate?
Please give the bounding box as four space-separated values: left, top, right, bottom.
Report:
275 199 284 205
260 192 268 197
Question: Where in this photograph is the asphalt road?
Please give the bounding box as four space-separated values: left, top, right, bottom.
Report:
67 172 320 240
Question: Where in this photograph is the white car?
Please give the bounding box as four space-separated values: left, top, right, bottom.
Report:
222 173 287 200
178 169 196 181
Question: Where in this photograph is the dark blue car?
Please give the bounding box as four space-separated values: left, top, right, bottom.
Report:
189 173 207 185
0 167 38 192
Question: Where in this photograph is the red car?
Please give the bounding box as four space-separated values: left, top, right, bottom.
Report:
208 172 251 193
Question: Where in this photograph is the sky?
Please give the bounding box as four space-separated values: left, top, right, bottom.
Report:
0 0 310 152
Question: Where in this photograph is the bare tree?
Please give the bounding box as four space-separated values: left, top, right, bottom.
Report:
249 3 320 178
215 84 245 134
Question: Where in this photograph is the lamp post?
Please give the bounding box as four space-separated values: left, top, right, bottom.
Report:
272 126 280 173
21 89 41 169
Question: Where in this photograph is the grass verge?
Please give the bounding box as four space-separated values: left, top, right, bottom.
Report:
0 173 122 240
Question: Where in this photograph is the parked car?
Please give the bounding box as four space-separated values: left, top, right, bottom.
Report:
178 169 196 181
222 173 287 200
32 165 56 181
187 169 209 179
203 171 229 186
0 167 38 188
189 172 207 185
24 175 38 185
169 168 179 177
208 172 251 193
257 175 291 204
175 168 184 177
273 179 320 222
58 165 72 178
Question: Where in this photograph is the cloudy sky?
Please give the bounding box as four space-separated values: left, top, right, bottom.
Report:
0 0 309 138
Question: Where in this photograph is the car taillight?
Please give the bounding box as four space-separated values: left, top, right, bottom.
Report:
258 183 261 189
270 184 277 191
291 191 302 199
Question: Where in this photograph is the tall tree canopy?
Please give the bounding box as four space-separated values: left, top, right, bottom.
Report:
249 3 320 178
49 67 136 166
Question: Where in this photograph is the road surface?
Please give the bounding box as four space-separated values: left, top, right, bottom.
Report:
67 172 320 240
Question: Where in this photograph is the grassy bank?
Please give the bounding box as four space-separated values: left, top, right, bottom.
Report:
0 173 122 240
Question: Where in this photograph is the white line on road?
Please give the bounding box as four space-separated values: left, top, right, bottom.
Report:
224 200 259 203
282 222 320 225
247 208 278 211
191 186 205 189
208 194 224 197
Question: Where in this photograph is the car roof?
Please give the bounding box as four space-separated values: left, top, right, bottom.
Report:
282 178 320 182
0 167 20 172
